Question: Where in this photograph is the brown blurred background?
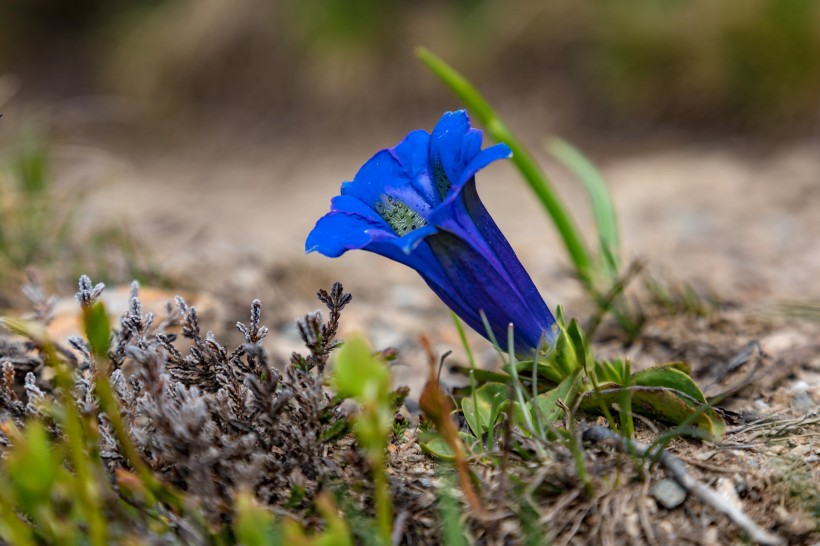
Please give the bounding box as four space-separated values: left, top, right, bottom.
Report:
4 0 820 137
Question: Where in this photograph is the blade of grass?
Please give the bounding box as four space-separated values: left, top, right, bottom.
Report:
547 137 620 281
451 312 481 441
477 312 546 457
618 359 634 441
438 481 469 546
530 338 546 440
0 478 36 545
417 47 595 292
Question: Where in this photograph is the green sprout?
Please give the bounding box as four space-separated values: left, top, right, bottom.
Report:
332 335 393 546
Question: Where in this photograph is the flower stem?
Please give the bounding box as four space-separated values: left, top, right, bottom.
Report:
372 455 392 546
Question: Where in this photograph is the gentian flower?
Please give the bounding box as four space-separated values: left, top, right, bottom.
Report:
306 110 557 355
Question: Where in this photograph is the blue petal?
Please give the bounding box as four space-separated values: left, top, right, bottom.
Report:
366 239 484 327
340 149 405 209
342 130 436 215
430 110 483 192
329 195 382 220
393 225 438 253
309 195 438 257
455 142 512 187
424 231 549 354
305 209 392 258
428 182 556 350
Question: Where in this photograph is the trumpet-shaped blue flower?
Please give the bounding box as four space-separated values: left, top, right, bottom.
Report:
306 110 556 354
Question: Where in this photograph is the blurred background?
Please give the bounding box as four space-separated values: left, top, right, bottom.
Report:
4 0 820 135
0 0 818 343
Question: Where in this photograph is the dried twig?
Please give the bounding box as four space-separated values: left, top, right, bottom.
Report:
638 465 658 546
583 426 785 546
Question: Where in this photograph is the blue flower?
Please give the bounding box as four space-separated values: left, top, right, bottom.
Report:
306 110 557 355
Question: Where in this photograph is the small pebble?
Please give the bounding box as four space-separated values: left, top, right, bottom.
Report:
715 478 743 511
651 478 687 509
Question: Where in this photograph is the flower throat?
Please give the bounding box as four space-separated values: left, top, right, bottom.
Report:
375 195 428 236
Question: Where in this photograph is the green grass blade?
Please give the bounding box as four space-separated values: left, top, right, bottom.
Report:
452 312 482 442
547 137 620 280
438 483 469 546
416 46 595 291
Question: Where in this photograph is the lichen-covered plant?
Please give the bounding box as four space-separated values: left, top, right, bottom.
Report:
0 274 356 538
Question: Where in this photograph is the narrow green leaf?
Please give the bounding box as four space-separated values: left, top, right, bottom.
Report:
438 481 470 546
548 137 621 280
82 302 111 358
566 319 592 371
552 328 577 379
450 366 511 385
593 359 627 384
619 359 634 439
6 422 61 508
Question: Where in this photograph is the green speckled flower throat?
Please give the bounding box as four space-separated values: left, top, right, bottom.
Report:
375 195 428 236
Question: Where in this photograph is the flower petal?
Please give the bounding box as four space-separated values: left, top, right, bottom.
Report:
455 142 512 187
392 225 438 253
329 195 384 220
306 209 392 258
426 231 550 353
430 110 483 191
367 239 484 327
429 182 557 349
341 130 436 215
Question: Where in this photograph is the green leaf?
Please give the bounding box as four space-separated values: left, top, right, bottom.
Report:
510 360 565 386
419 432 479 461
319 417 350 443
332 335 389 401
632 365 704 402
566 319 592 371
552 328 578 380
82 301 111 358
593 359 628 384
234 490 281 546
6 421 62 510
514 368 581 435
438 481 470 546
547 137 621 280
451 366 511 386
461 383 508 439
555 305 567 327
579 366 726 441
419 434 455 461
